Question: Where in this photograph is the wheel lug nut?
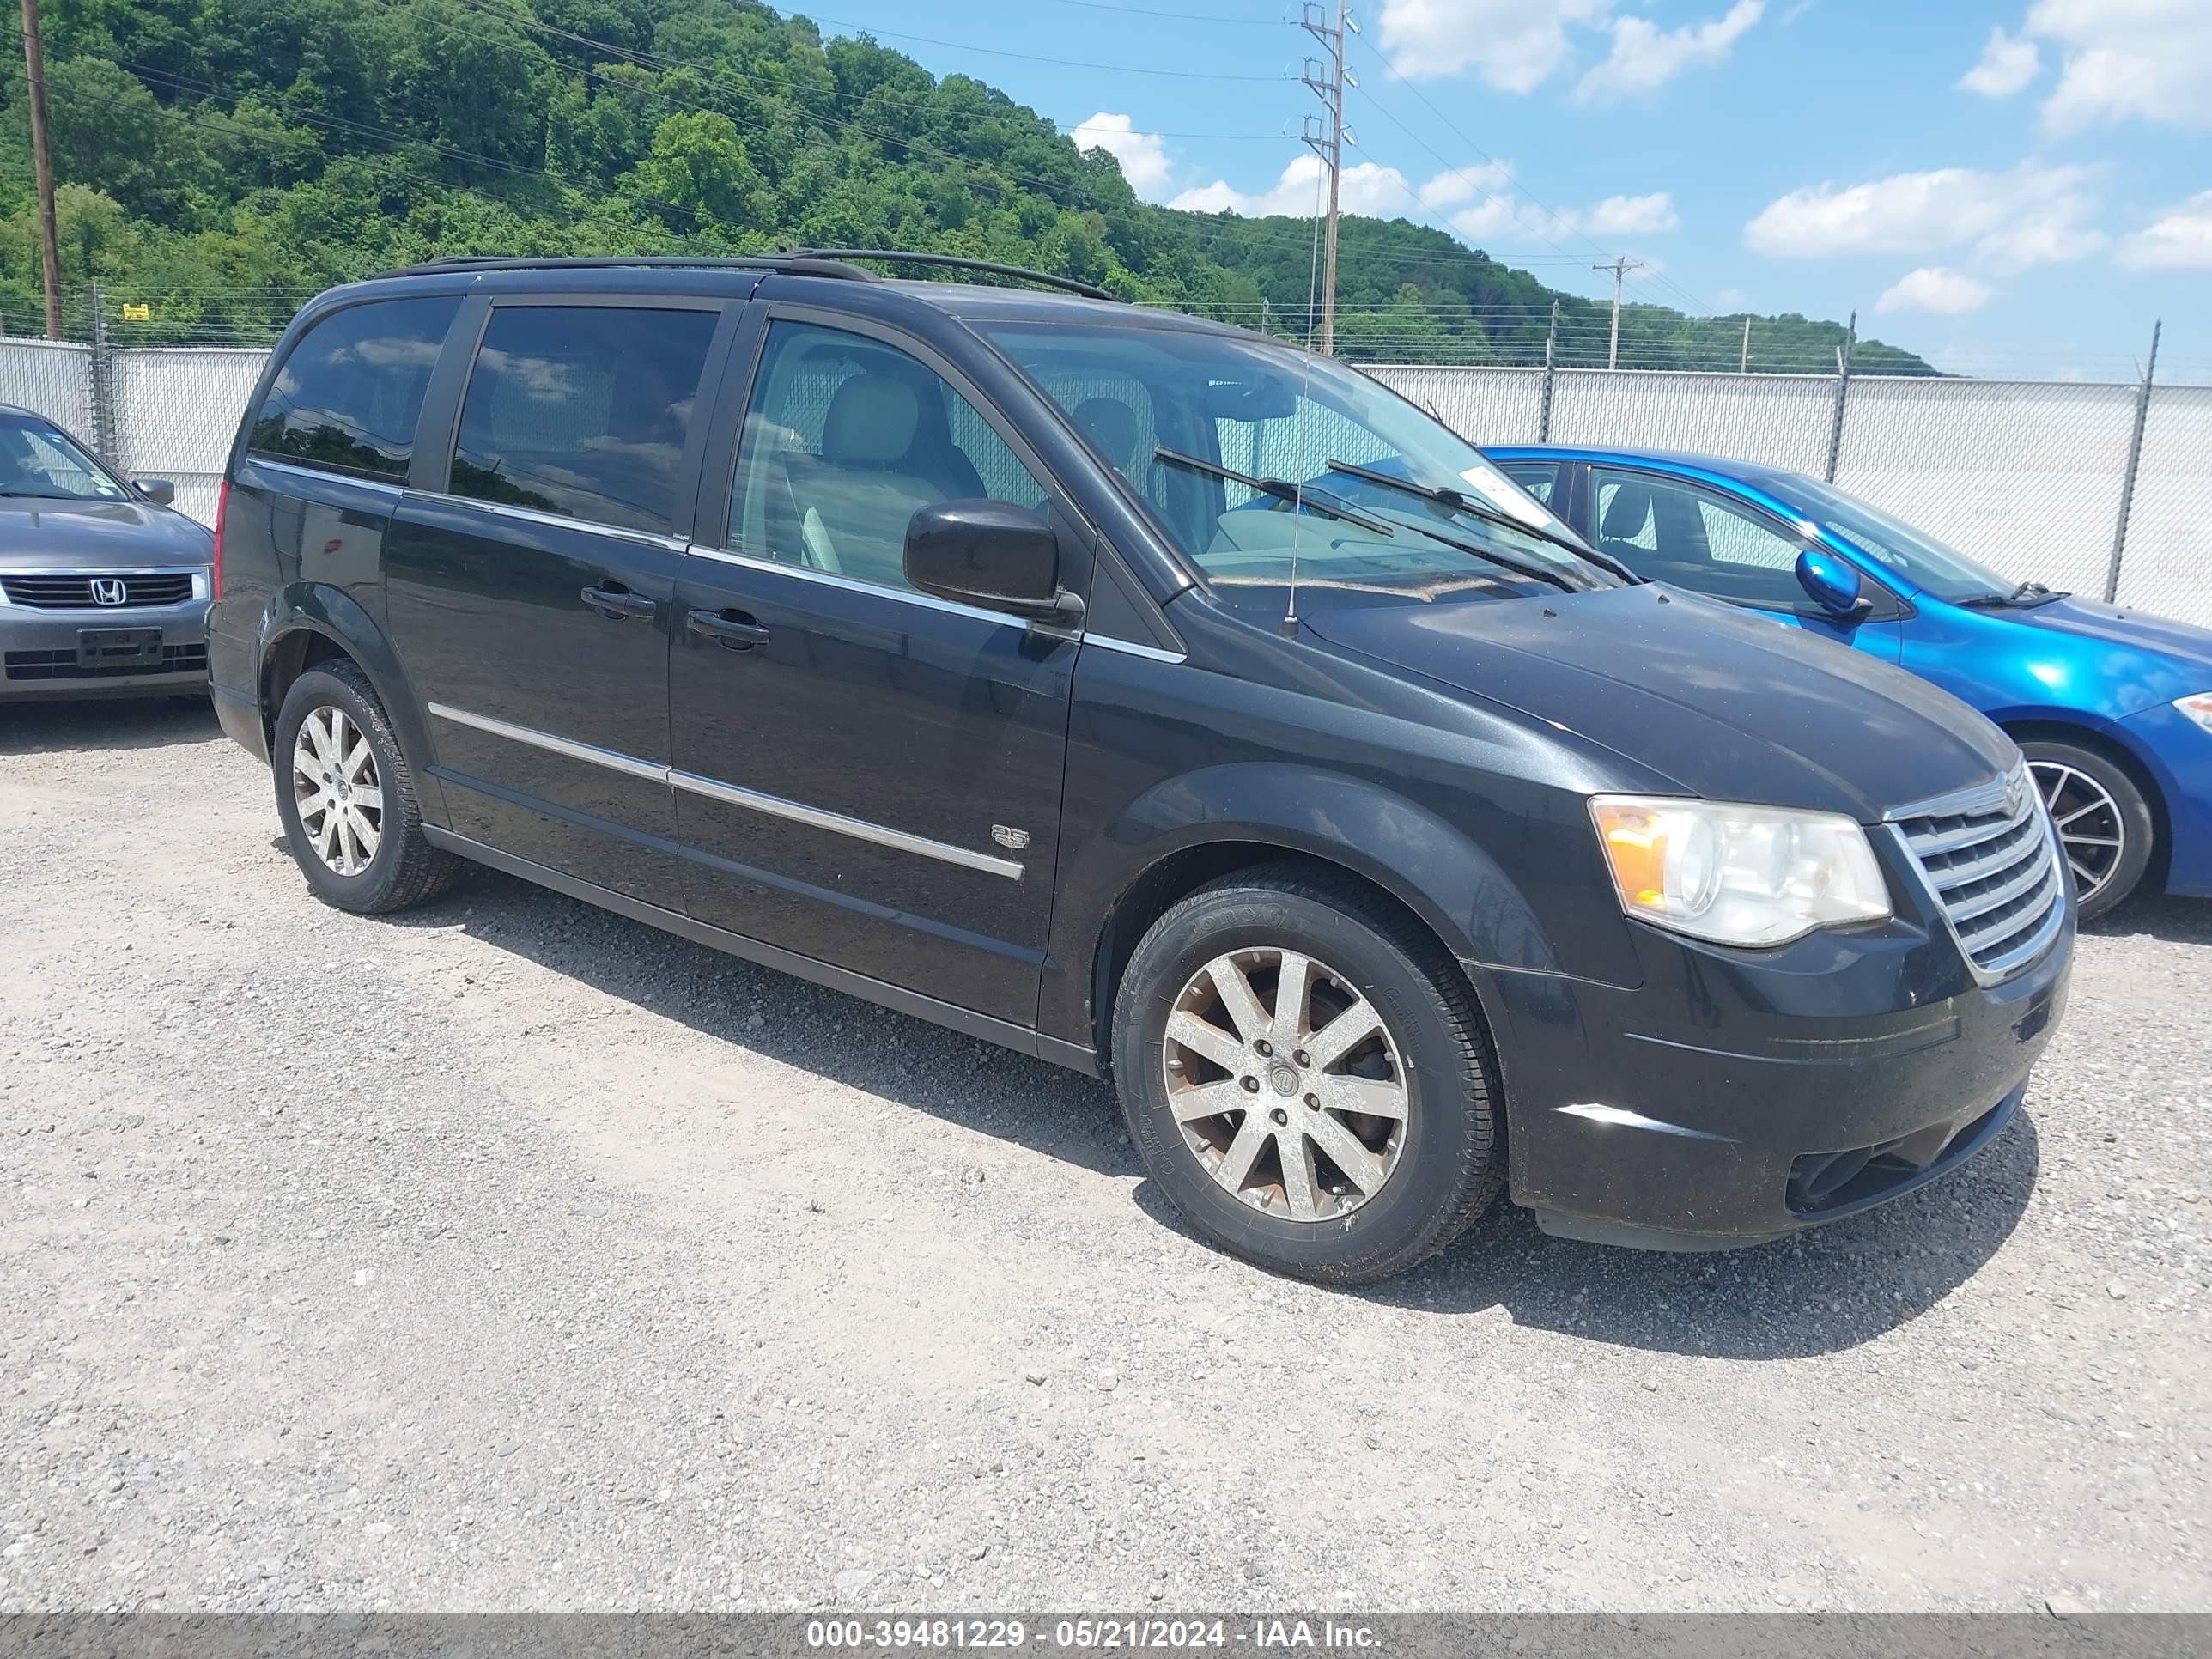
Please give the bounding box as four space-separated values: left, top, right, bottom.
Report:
1270 1107 1289 1127
1241 1076 1261 1093
1254 1039 1273 1058
1293 1050 1310 1068
1305 1094 1319 1109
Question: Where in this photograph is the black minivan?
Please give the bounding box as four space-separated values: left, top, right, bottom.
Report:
208 252 2072 1284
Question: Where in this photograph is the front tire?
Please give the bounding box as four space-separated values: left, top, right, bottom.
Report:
272 661 459 915
2020 738 2154 921
1111 866 1504 1285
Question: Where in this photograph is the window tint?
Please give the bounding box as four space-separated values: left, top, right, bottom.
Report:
1500 461 1558 505
727 320 1046 594
1592 468 1812 609
450 304 718 535
250 296 458 481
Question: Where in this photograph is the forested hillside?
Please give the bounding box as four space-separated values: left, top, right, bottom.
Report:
0 0 1932 372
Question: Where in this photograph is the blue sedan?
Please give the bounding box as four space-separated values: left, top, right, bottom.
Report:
1486 445 2212 918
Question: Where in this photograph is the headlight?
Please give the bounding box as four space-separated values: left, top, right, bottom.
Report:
2177 692 2212 736
1589 796 1892 947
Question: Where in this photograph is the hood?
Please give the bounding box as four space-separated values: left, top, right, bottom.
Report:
0 496 213 569
1305 585 2016 822
2003 593 2212 686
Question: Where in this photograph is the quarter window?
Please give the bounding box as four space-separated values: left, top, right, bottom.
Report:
249 296 459 481
1591 468 1814 610
727 321 1047 595
1500 461 1559 505
449 304 720 535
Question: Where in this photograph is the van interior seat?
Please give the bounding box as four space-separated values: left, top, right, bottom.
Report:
775 370 987 584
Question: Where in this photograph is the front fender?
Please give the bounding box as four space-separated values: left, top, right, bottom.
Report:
1107 761 1564 979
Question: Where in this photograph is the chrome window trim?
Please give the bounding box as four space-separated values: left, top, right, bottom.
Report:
685 545 1185 661
0 565 206 576
410 490 689 552
425 701 1023 880
244 456 406 496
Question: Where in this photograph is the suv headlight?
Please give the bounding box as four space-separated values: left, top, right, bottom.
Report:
1589 796 1892 947
2177 692 2212 736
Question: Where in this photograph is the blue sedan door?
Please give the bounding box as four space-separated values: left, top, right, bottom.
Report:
1586 465 1904 663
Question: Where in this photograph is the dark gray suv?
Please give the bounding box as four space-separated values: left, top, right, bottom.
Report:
0 404 212 701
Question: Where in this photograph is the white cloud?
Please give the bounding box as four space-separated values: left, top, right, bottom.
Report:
1575 1 1765 101
1582 192 1680 234
1959 26 2040 95
1875 267 1995 315
1170 154 1413 218
1375 0 1607 89
2025 0 2212 131
1069 112 1173 202
2118 191 2212 270
1418 162 1516 210
1743 164 2107 270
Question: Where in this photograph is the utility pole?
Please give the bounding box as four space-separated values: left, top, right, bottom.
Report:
1593 256 1644 370
1301 1 1355 356
20 0 63 340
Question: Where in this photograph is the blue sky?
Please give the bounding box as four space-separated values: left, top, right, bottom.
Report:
799 1 2211 380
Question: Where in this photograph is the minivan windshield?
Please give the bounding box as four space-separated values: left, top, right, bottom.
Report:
979 319 1619 603
0 413 127 501
1761 474 2030 605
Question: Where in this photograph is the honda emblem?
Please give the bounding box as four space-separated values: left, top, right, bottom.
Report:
88 578 127 606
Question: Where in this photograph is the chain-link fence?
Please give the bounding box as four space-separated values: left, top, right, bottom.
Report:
0 324 2203 629
1365 360 2211 629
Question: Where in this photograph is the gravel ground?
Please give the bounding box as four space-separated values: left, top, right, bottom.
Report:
2 698 2209 1616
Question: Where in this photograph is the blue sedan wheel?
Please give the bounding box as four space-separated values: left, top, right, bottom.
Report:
2021 741 2155 921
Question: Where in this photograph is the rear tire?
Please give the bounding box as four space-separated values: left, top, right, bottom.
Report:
1111 865 1504 1285
272 661 459 915
2019 738 2153 921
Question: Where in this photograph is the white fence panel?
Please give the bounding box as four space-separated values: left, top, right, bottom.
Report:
1832 378 2139 606
0 337 96 439
111 346 270 526
1549 369 1837 474
1360 364 1545 445
2113 386 2212 628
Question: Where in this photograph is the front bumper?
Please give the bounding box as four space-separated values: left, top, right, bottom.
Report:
1486 895 2072 1250
0 599 210 699
2120 699 2212 898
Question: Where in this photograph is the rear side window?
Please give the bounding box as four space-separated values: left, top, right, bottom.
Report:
448 304 719 535
1501 461 1558 504
249 296 459 481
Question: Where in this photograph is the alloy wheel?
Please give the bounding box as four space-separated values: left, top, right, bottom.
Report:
1161 946 1409 1223
291 704 385 877
2029 758 2124 909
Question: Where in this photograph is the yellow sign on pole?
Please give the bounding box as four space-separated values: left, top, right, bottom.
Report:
120 302 149 322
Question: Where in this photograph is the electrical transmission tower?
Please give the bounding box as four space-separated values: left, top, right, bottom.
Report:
1301 1 1356 356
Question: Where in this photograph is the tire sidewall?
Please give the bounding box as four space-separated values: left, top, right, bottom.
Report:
1113 884 1487 1281
2019 738 2154 920
272 668 410 910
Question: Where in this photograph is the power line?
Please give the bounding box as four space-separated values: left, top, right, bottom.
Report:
795 11 1291 79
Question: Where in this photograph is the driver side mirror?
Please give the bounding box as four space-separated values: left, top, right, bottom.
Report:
905 500 1085 628
1796 547 1869 620
133 478 176 507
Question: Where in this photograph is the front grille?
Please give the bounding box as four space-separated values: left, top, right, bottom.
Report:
3 645 206 681
1893 765 2065 980
0 571 196 609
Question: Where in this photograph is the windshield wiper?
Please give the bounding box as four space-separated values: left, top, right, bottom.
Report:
1317 459 1588 592
1323 458 1640 584
0 488 82 500
1152 447 1401 538
1963 580 2068 609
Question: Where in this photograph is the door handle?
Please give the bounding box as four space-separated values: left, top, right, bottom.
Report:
580 583 657 620
687 607 771 650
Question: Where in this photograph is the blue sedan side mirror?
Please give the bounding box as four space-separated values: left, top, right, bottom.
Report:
1796 547 1868 619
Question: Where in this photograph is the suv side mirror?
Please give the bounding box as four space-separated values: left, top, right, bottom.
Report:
905 500 1084 627
133 478 176 506
1796 546 1869 619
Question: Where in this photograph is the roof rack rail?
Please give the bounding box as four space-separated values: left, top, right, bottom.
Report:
372 253 880 282
787 249 1121 302
368 249 1121 302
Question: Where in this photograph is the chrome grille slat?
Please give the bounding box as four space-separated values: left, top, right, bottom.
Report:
1890 763 2065 983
